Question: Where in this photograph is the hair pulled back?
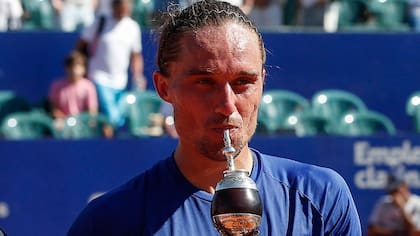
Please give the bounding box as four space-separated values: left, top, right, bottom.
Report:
156 0 266 77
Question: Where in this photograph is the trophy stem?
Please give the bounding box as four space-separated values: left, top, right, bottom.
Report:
223 130 236 171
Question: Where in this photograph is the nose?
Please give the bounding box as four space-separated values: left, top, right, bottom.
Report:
214 83 237 116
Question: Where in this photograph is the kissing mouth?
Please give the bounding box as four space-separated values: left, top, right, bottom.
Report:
210 125 240 135
206 115 243 136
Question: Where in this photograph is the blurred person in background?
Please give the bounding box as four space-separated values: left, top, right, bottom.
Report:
48 51 98 127
52 0 97 32
367 171 420 236
96 0 112 16
76 0 146 128
0 226 7 236
298 0 330 27
159 101 178 138
409 0 420 31
248 0 284 29
0 0 23 31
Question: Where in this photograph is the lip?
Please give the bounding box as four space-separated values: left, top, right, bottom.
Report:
211 126 239 134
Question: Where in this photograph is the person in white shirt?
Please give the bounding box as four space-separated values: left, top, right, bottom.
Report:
368 172 420 236
298 0 329 27
248 0 283 29
0 0 23 31
76 0 146 128
96 0 112 16
52 0 98 31
409 0 420 32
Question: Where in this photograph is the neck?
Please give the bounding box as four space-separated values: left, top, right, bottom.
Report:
68 76 81 83
113 14 125 20
174 145 253 193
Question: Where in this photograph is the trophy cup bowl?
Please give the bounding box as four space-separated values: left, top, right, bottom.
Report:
210 130 263 235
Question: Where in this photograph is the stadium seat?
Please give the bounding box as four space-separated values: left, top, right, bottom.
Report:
257 90 310 135
1 110 56 140
58 112 113 139
132 0 155 27
311 89 367 124
21 0 55 30
294 111 331 137
0 91 31 125
366 0 409 31
329 110 396 136
120 90 163 137
336 0 367 29
406 91 420 133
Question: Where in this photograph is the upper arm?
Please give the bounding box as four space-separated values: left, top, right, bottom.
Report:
321 169 362 235
67 207 95 236
87 82 98 112
131 23 142 53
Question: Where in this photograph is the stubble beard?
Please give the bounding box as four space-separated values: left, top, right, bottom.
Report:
197 134 246 162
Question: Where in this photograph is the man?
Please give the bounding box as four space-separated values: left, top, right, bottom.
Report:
68 1 361 235
298 0 330 27
409 0 420 32
51 0 97 32
368 172 420 236
76 0 146 127
248 0 284 28
0 0 23 31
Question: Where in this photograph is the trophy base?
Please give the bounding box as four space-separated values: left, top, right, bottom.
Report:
212 213 261 236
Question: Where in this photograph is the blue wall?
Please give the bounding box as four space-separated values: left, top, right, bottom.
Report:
1 32 420 131
1 136 420 235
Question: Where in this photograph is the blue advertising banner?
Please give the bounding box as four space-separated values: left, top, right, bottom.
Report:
1 136 420 235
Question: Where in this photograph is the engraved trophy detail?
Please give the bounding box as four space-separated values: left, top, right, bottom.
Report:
210 130 263 236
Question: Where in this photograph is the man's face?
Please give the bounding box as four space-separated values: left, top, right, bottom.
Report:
113 1 132 19
156 22 265 161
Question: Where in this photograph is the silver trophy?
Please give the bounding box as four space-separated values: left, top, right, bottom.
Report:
210 130 263 236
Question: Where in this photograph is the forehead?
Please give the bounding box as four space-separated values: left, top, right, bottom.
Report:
192 22 258 52
169 22 262 74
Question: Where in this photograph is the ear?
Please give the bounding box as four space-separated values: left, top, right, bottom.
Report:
262 68 266 82
153 71 172 103
261 68 266 88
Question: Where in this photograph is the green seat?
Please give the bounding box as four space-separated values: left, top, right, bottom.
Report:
283 0 299 25
257 90 310 135
0 91 31 125
330 110 396 136
120 90 163 137
366 0 409 31
59 112 112 139
406 91 420 133
1 110 56 140
311 89 367 124
294 111 331 137
132 0 155 27
337 0 367 29
21 0 55 30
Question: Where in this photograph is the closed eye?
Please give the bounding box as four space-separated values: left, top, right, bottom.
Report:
196 78 214 85
233 77 255 86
